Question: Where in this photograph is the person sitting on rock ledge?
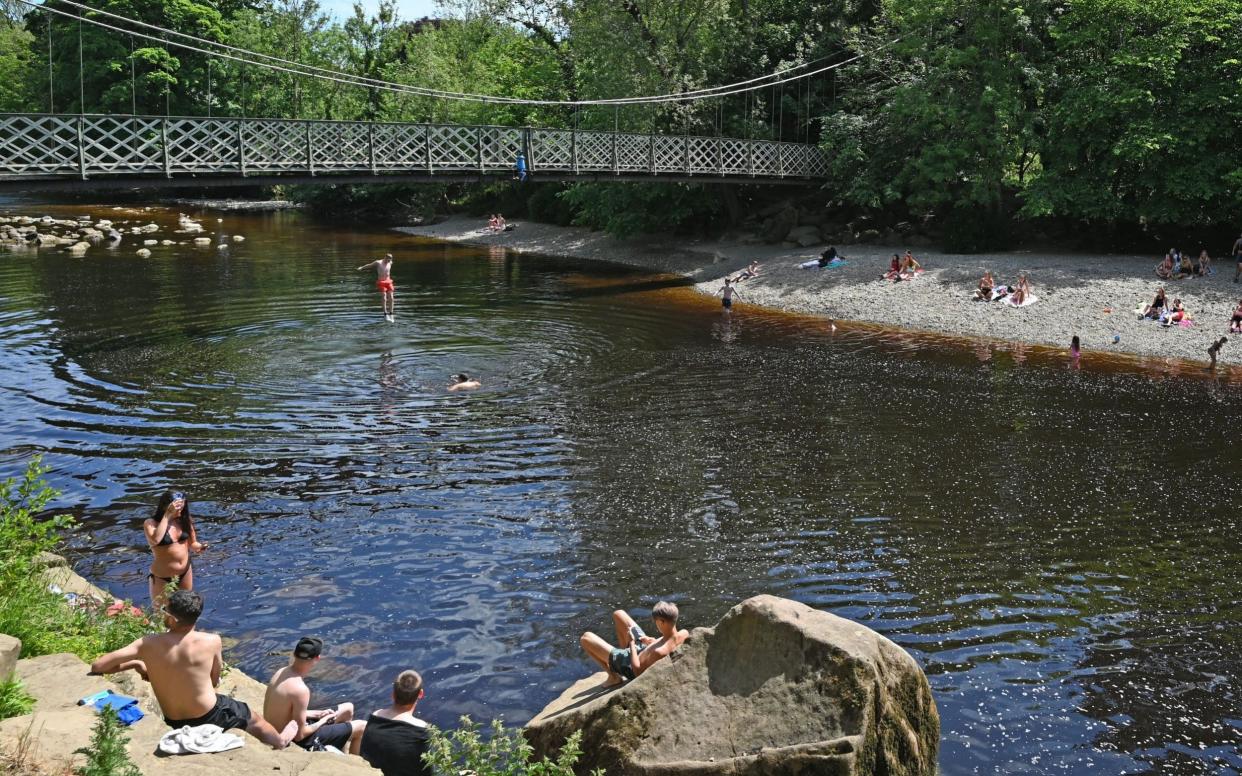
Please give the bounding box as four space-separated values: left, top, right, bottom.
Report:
264 637 366 754
89 590 297 749
359 670 432 776
579 601 689 686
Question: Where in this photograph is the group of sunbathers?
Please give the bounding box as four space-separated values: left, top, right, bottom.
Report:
1155 248 1213 280
881 250 923 281
972 271 1033 305
1139 286 1194 327
94 489 685 773
91 589 433 775
486 214 507 232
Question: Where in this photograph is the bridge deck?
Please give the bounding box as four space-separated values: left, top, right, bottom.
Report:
0 114 828 190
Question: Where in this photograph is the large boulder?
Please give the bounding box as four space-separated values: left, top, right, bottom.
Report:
786 225 822 248
526 595 938 775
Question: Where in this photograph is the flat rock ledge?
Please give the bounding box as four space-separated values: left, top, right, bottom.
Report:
1 556 378 775
525 595 939 775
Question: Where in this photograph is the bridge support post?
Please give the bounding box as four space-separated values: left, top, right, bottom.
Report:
778 144 784 178
716 138 723 176
237 121 246 176
76 116 87 180
161 119 171 178
368 123 376 175
683 136 689 175
305 121 314 176
648 134 655 175
571 130 577 175
611 132 618 175
747 140 753 177
476 127 484 173
425 126 433 175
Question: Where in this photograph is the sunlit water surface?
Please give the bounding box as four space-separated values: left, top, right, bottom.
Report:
0 204 1239 774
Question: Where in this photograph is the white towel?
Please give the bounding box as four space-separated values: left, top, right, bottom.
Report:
158 724 245 755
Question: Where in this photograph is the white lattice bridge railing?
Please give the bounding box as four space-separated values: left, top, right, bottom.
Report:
0 113 829 186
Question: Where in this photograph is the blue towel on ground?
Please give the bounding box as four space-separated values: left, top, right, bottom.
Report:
78 690 145 726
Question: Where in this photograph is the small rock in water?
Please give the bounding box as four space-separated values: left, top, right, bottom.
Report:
161 240 174 246
136 248 151 258
232 235 244 242
143 239 158 246
193 237 211 247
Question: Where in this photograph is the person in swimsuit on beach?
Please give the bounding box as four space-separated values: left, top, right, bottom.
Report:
357 253 396 322
882 254 901 281
817 247 842 268
1162 298 1190 326
448 373 481 392
899 250 922 277
1070 335 1081 367
715 277 743 310
1142 287 1167 319
1155 253 1174 280
264 637 366 755
144 490 203 606
91 590 297 749
1177 253 1194 278
735 260 761 280
579 601 689 687
973 270 995 301
1196 249 1212 276
1231 299 1242 333
1009 273 1031 306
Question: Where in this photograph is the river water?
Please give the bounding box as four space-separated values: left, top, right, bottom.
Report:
1 204 1238 774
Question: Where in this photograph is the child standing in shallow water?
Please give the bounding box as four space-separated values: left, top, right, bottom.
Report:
715 277 744 311
357 253 396 322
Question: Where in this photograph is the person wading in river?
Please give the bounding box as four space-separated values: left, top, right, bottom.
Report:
144 490 203 606
579 601 689 687
90 590 297 749
357 253 396 322
715 277 744 312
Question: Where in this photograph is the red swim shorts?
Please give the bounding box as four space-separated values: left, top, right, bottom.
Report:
376 278 395 292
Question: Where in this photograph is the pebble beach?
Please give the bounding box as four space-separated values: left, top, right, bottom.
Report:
402 216 1242 368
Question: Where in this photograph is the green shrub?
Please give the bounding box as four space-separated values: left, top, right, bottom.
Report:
0 675 34 720
0 459 155 662
424 717 599 776
74 706 140 776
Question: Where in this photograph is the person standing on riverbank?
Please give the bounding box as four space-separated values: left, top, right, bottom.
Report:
144 490 203 606
579 602 689 686
263 637 366 754
358 254 396 322
715 278 744 311
359 670 432 776
90 591 297 749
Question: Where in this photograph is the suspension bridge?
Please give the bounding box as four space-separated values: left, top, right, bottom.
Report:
0 0 872 191
0 113 829 191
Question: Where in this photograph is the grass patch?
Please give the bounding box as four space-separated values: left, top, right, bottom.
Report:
0 458 156 662
0 674 35 720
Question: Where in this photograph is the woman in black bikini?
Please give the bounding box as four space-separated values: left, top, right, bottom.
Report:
144 490 204 605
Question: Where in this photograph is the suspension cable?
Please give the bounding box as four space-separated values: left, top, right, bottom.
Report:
77 11 84 113
129 34 136 115
46 12 53 112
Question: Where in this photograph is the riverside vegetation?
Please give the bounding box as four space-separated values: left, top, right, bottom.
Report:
0 459 592 775
0 0 1238 246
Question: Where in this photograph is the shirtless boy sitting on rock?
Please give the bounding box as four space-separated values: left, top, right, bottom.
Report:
90 590 296 749
264 637 366 754
580 601 689 686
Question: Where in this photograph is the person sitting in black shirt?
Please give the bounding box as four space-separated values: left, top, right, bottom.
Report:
359 670 431 776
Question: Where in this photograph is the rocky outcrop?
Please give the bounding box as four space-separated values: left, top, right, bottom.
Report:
0 650 378 775
0 634 18 680
0 557 379 774
526 595 938 776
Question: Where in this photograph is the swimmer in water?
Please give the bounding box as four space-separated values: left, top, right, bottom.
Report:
715 277 743 311
1070 335 1081 367
357 254 395 322
1207 336 1227 369
448 373 481 392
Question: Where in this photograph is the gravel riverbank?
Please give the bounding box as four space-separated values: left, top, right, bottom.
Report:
400 216 1242 367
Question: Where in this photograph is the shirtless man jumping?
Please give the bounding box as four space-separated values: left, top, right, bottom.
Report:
358 253 396 322
90 590 296 749
580 601 689 686
264 637 366 754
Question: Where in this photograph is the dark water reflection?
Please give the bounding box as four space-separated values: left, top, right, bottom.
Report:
1 204 1239 774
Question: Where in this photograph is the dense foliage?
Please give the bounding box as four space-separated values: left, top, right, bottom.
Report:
0 0 1237 240
0 459 153 662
